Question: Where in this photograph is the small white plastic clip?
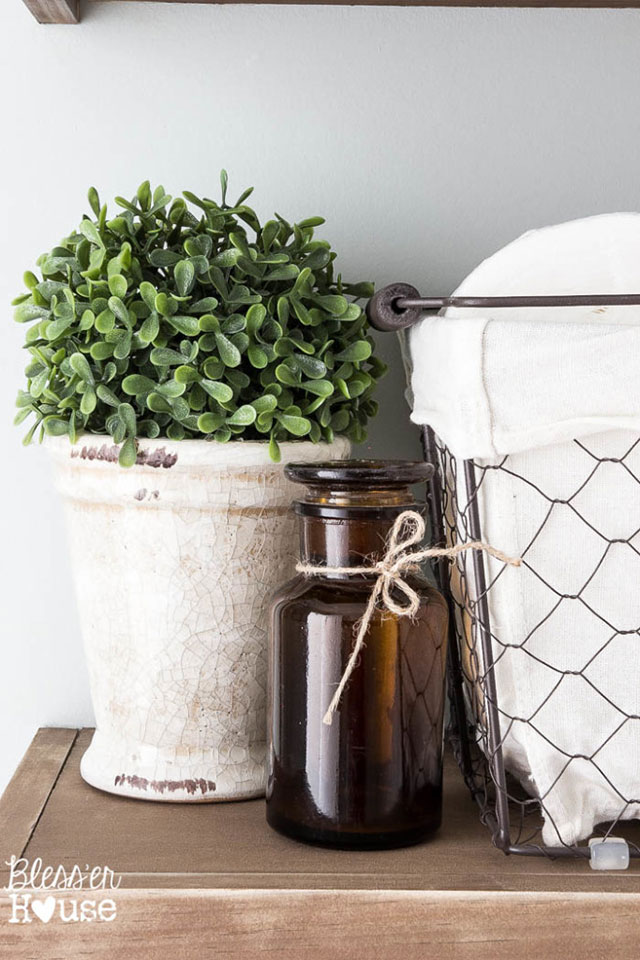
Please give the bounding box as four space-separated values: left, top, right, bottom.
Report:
588 837 630 871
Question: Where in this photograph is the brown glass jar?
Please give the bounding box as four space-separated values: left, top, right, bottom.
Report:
266 460 449 849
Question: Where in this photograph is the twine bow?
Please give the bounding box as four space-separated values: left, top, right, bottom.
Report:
296 509 521 726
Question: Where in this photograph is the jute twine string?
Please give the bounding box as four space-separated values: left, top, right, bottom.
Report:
296 509 521 726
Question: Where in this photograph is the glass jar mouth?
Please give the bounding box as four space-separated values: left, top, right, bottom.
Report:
285 459 433 489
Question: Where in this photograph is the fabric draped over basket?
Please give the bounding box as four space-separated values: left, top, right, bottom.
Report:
407 213 640 846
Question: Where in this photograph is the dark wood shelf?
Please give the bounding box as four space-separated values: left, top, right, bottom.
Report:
22 0 640 24
1 728 640 958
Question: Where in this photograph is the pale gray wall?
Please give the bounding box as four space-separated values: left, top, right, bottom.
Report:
2 0 640 791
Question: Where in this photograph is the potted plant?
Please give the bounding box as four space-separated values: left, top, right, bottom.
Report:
14 173 384 802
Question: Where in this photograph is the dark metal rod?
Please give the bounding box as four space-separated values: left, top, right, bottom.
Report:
397 294 640 310
463 459 512 853
421 427 476 790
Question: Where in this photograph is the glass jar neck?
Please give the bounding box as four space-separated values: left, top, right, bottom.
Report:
296 483 421 576
300 515 398 574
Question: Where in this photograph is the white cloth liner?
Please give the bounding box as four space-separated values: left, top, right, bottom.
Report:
407 213 640 845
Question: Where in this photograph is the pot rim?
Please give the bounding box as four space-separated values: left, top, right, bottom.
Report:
44 432 351 469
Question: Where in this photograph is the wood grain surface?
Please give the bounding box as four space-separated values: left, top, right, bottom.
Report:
7 728 640 892
1 888 640 959
24 0 640 22
0 728 77 877
1 729 640 958
22 0 79 22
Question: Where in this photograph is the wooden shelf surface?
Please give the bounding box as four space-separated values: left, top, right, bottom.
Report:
1 728 640 958
23 0 640 23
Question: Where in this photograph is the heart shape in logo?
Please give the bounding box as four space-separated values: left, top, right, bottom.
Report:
31 897 56 923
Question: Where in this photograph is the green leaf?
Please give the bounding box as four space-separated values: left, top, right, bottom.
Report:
303 379 333 397
45 317 72 341
291 301 313 326
154 293 170 317
95 309 115 334
149 249 181 268
315 294 348 315
246 303 266 336
202 357 224 380
200 379 233 403
168 396 190 421
190 297 219 314
275 363 299 387
331 408 350 432
268 435 281 462
108 296 130 326
69 352 94 384
42 416 69 436
252 394 278 414
227 405 256 426
96 384 120 407
199 314 220 333
79 309 95 331
335 341 372 363
266 264 299 282
137 180 151 210
79 219 104 247
89 341 114 361
138 313 160 344
80 386 97 415
337 303 362 321
256 412 273 431
248 344 268 369
14 405 33 426
118 402 137 436
123 374 156 395
215 332 241 367
14 303 50 323
296 354 326 379
139 281 158 311
22 418 40 446
336 378 350 399
108 274 128 298
277 297 289 325
88 187 101 217
119 436 138 467
146 392 172 414
166 314 200 337
174 260 195 297
156 380 186 399
113 331 132 360
175 365 200 384
261 221 280 252
197 412 225 433
140 419 161 439
185 235 213 258
150 347 186 366
212 248 241 268
277 413 311 437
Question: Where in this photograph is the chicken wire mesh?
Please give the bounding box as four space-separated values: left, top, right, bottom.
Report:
365 282 640 861
422 424 640 859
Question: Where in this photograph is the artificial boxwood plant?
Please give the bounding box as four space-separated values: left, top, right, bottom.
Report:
14 173 385 465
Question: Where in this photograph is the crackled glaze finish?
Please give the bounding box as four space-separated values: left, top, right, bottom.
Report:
47 435 350 802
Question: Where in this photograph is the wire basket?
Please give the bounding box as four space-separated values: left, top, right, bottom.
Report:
368 283 640 861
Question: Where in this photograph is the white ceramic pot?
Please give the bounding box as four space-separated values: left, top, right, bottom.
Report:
48 435 350 802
